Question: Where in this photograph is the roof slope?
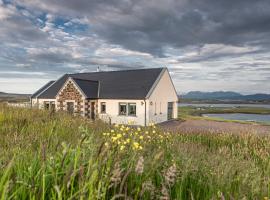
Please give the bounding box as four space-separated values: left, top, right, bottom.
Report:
72 78 99 98
31 81 55 98
36 68 164 99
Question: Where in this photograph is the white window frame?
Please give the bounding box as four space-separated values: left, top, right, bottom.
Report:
119 103 127 116
128 103 136 116
119 102 137 117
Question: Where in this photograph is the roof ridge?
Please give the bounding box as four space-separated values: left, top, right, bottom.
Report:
71 77 99 82
69 67 165 75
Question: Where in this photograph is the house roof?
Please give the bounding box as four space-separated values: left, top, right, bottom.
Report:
72 78 99 98
35 67 165 99
31 80 55 98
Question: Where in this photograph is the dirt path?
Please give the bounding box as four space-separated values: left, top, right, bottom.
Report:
159 119 270 135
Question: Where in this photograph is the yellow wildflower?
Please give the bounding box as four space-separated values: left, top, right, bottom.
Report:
111 130 115 133
117 133 122 138
137 127 141 132
153 130 156 134
126 138 130 143
105 142 109 147
133 142 140 149
139 136 143 140
120 145 125 151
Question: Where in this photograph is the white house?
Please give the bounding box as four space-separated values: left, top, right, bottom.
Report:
31 68 178 126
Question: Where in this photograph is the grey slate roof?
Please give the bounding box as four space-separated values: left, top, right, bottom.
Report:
35 68 164 99
72 78 99 98
31 80 55 98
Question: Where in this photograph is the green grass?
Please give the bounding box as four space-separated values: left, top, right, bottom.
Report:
1 104 270 199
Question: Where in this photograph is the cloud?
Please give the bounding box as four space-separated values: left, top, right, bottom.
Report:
0 0 270 94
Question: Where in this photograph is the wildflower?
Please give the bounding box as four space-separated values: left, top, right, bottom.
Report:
139 135 144 140
135 156 144 175
120 145 125 151
111 129 115 133
110 162 123 188
133 142 140 149
164 164 177 186
145 131 149 134
117 133 122 138
153 130 156 134
140 181 155 199
137 127 141 132
126 127 130 131
112 136 118 142
126 138 130 143
160 184 169 200
105 142 109 147
102 132 107 136
114 124 119 128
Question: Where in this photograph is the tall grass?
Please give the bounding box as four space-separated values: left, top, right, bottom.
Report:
1 104 270 199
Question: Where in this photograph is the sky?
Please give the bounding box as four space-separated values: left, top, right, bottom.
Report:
0 0 270 94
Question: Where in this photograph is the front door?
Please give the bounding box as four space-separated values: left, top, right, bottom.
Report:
91 102 95 120
67 102 74 114
167 102 173 120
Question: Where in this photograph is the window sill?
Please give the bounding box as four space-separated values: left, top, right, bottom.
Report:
118 114 137 117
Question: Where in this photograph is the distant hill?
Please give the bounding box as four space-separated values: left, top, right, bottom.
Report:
0 92 30 102
181 91 270 103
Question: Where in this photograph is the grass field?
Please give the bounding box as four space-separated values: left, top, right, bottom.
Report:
1 104 270 199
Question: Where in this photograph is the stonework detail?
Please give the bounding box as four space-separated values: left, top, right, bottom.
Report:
57 80 84 114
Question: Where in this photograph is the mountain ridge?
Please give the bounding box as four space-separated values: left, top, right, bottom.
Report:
181 91 270 102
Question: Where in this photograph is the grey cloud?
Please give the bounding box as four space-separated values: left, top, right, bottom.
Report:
13 0 270 58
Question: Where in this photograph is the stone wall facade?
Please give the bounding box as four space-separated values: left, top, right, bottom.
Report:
56 80 84 115
84 100 98 119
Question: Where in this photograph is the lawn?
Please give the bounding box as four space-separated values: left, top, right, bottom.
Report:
1 104 270 199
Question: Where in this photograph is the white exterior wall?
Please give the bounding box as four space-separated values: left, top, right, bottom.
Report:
97 99 146 126
31 98 56 109
147 69 178 124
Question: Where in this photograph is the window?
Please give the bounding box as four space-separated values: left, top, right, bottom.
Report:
119 102 136 116
101 102 106 113
128 103 136 116
119 103 127 115
44 102 50 110
67 102 74 114
51 103 56 111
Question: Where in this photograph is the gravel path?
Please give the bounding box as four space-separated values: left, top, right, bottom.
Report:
159 119 270 135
